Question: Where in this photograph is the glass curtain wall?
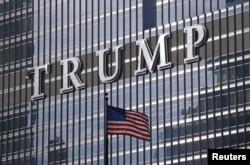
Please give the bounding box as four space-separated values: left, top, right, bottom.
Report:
0 0 250 165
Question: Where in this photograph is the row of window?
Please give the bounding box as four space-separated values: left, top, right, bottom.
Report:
0 1 248 68
0 41 33 65
1 136 34 155
226 0 250 6
165 111 250 140
1 56 250 133
1 82 249 135
0 15 33 39
1 84 250 134
0 0 245 24
2 131 249 165
1 103 249 158
164 132 250 160
0 0 32 14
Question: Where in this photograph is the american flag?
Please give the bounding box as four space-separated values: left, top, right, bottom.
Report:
107 105 151 141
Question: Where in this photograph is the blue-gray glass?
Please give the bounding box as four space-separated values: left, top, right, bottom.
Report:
0 0 250 165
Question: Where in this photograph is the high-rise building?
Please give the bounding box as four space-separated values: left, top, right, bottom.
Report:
0 0 249 164
0 0 35 164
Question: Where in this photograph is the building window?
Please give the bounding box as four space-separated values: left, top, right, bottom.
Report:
143 0 156 30
226 0 249 7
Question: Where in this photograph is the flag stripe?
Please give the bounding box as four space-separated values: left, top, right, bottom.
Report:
126 110 148 119
107 123 150 135
108 121 149 131
126 113 149 125
107 123 151 140
109 129 150 137
108 130 151 141
107 106 151 141
126 118 148 126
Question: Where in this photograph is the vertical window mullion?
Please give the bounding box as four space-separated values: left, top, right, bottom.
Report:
241 2 247 149
168 0 172 164
225 4 231 150
115 0 120 164
11 0 16 163
129 1 132 164
59 0 64 164
7 0 13 164
47 0 52 163
174 0 180 164
218 5 224 149
211 0 216 150
72 0 76 164
84 0 88 164
109 0 113 164
18 0 23 163
162 0 167 163
122 0 126 164
11 0 17 161
90 0 94 164
29 1 37 162
0 0 4 159
35 0 40 164
103 0 107 163
42 0 47 163
66 0 70 164
136 0 139 164
96 0 100 164
197 0 202 163
204 0 209 163
182 15 187 165
78 0 82 163
23 0 29 161
233 3 239 148
53 0 58 164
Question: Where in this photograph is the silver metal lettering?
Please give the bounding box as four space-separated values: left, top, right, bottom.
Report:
60 57 85 94
96 45 123 83
184 24 207 64
26 64 50 101
134 33 172 76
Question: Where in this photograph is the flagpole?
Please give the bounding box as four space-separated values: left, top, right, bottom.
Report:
104 92 109 165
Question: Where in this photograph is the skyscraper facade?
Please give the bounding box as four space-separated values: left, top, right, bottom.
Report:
0 0 249 164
